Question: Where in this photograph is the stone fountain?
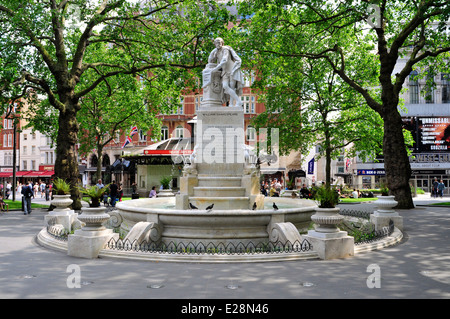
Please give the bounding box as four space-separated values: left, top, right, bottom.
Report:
114 40 317 250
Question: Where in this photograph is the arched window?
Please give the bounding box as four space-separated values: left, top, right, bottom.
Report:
102 154 110 167
175 125 184 138
90 154 98 167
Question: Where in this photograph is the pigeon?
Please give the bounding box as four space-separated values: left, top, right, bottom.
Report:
273 202 278 211
252 202 257 210
189 203 198 210
205 203 214 211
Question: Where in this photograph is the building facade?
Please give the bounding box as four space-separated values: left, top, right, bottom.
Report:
350 56 450 195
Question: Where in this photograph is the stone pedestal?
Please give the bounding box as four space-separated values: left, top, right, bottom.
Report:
305 207 354 260
305 231 354 260
67 207 118 259
45 195 76 232
68 229 118 259
371 196 403 231
176 90 260 210
202 63 223 107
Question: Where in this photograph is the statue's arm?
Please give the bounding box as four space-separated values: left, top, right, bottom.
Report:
208 49 217 63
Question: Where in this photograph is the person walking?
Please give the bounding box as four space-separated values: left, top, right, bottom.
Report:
109 180 118 207
21 181 34 215
437 180 446 198
432 177 439 198
118 183 123 202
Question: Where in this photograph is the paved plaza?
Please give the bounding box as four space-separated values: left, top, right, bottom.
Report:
0 195 449 302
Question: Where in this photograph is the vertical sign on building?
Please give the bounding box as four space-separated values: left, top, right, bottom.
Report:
308 158 314 175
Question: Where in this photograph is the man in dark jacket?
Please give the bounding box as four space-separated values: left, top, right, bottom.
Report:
109 180 118 207
21 181 34 215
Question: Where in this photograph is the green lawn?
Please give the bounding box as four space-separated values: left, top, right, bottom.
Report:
431 202 450 206
339 197 379 203
4 199 50 210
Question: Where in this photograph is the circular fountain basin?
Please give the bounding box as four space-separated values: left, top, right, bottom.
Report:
115 197 317 245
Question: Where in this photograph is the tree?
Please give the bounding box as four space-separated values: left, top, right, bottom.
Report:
237 0 450 208
248 46 384 187
77 74 161 182
0 0 229 208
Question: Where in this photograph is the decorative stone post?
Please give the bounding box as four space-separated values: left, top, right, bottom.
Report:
68 206 118 259
305 207 354 260
44 194 76 232
370 196 403 231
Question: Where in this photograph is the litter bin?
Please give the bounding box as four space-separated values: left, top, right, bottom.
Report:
131 193 140 199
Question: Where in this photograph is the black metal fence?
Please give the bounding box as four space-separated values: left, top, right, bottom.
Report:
354 219 395 245
106 238 313 255
46 224 68 241
339 208 372 220
338 209 396 245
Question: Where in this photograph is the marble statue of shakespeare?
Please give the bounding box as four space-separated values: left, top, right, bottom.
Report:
205 38 244 108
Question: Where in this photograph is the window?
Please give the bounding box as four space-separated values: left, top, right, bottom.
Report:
3 119 12 129
442 74 450 104
114 132 120 144
241 95 255 114
161 126 169 140
195 96 203 113
409 71 419 104
175 125 184 138
243 70 255 87
171 98 184 115
31 160 36 170
246 126 256 141
139 129 147 142
251 96 255 113
23 146 27 155
22 160 27 170
4 152 12 166
179 97 184 114
31 145 36 155
424 73 434 104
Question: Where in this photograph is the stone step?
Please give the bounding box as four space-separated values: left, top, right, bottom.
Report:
197 176 242 187
189 196 250 210
196 163 244 175
193 186 246 197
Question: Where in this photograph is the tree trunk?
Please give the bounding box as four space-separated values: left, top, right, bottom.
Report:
325 145 331 187
96 143 103 185
382 106 414 209
54 107 82 210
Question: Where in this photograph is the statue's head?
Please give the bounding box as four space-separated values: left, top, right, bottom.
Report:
214 37 224 48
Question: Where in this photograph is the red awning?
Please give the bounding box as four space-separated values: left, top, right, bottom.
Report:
16 171 32 177
22 170 55 177
143 149 193 156
0 172 12 178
